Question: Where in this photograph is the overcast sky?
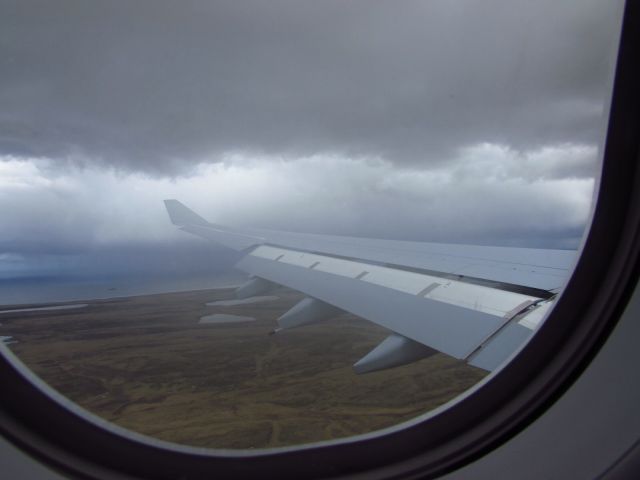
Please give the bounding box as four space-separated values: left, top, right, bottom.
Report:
0 0 624 281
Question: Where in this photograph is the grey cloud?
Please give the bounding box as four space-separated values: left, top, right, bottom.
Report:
0 153 593 271
0 0 621 174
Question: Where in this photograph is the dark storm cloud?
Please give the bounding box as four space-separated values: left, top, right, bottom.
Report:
0 0 621 173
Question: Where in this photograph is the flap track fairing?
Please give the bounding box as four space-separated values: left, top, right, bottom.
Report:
353 333 437 374
275 297 343 332
235 277 277 299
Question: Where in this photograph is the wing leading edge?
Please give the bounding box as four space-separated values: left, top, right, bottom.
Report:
165 199 573 373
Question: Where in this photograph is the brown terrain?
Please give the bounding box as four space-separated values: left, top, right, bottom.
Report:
1 287 486 449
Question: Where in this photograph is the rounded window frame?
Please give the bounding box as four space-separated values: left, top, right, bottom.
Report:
0 3 639 479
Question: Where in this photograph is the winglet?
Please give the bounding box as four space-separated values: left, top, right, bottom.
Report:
164 199 210 227
165 199 266 251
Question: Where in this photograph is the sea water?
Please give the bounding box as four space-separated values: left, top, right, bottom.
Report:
0 272 247 307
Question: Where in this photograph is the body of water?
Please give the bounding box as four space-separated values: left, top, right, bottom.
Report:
199 314 256 324
206 296 279 307
0 272 247 307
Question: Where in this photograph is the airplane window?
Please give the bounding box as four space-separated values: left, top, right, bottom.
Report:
0 0 624 457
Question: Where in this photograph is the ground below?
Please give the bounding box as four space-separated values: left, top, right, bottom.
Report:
2 287 486 449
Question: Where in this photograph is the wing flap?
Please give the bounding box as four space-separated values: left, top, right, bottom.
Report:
238 250 528 361
248 245 543 318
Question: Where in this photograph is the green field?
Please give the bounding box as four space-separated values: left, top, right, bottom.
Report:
2 287 486 449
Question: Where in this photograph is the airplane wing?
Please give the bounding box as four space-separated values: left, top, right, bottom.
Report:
164 199 575 373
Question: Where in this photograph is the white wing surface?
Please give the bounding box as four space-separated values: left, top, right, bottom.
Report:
165 199 575 373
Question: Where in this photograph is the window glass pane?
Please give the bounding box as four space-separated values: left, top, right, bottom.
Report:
0 0 623 448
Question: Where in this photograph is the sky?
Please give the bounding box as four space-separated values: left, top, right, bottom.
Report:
0 0 625 282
